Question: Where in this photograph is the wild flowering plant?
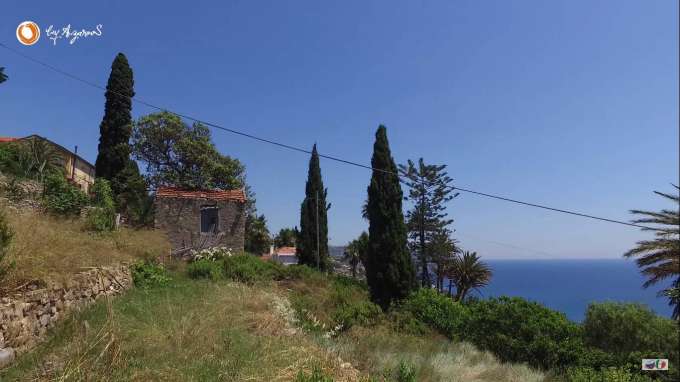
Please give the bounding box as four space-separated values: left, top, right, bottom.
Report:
190 247 233 262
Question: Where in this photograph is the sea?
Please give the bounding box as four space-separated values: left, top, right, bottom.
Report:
327 247 675 322
477 259 674 322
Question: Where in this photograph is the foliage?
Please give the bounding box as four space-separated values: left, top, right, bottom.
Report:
448 251 493 301
345 231 368 278
365 125 417 309
295 366 334 382
399 288 468 339
43 171 89 216
399 158 457 287
245 214 271 255
624 185 679 319
95 54 135 185
132 111 245 190
392 361 417 382
298 144 331 271
274 227 297 248
86 179 117 232
131 260 171 289
582 301 679 378
0 138 61 182
0 208 14 281
223 254 287 284
187 259 224 280
564 367 654 382
428 228 459 293
463 296 584 371
111 159 149 221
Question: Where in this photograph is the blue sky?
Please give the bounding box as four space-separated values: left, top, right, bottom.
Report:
1 1 678 258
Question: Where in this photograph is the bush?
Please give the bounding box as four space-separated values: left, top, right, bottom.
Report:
85 179 117 232
43 172 89 216
333 300 382 329
190 246 233 262
223 254 287 284
583 302 678 357
187 259 224 280
131 261 171 289
463 296 583 371
564 367 654 382
392 361 417 382
0 209 14 281
399 288 469 339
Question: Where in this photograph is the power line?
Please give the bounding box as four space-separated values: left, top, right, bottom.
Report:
0 41 663 232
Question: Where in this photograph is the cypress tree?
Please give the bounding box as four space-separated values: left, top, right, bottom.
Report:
95 53 146 210
297 144 330 270
95 54 136 188
365 125 416 309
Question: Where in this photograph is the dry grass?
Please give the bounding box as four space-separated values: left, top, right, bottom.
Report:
1 277 361 381
1 208 169 290
328 325 545 382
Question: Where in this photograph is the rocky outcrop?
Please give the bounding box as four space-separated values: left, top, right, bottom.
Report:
0 265 132 367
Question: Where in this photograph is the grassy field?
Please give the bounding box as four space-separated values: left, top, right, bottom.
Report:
1 207 169 290
1 263 545 382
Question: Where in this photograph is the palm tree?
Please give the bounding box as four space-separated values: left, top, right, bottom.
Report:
0 67 7 84
624 185 680 319
448 251 493 302
345 232 369 278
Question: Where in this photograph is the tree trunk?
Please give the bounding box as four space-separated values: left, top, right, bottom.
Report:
419 193 430 288
447 280 453 297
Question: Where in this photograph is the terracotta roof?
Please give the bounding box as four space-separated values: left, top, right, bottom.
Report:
156 187 247 202
0 137 18 143
276 247 297 256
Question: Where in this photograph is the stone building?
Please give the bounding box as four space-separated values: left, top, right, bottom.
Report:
154 187 247 255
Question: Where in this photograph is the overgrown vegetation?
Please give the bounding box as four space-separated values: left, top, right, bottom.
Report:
0 207 169 289
131 260 171 289
42 171 89 216
0 208 14 281
85 178 117 232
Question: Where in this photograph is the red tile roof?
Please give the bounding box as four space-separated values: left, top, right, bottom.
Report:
156 187 247 202
276 247 297 256
0 137 18 143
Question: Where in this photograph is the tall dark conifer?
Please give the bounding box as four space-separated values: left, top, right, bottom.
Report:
365 126 416 309
95 54 141 195
297 144 330 270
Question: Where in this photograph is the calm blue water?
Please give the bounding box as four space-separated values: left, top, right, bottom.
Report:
469 259 674 322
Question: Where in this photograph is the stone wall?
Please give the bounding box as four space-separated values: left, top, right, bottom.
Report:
0 265 133 368
154 196 246 255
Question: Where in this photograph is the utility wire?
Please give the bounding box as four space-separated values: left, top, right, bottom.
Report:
0 41 664 232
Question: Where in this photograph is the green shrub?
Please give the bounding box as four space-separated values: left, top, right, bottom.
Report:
85 179 117 232
333 300 383 329
564 366 654 382
393 361 417 382
463 296 583 371
131 261 171 289
583 302 678 357
399 288 469 339
187 259 224 280
43 172 89 216
386 309 430 336
223 254 287 284
0 209 14 281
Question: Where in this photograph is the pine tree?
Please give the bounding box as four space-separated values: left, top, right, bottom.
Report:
297 144 330 270
365 126 416 308
95 53 145 205
399 158 457 287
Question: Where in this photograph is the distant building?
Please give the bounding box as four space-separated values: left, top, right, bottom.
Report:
0 135 96 192
263 246 298 266
154 187 247 255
